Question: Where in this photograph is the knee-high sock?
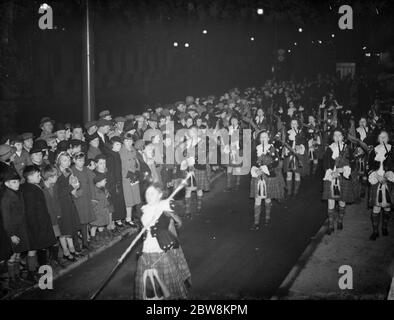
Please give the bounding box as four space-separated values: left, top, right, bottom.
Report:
226 172 232 189
185 197 191 215
312 162 318 175
286 179 292 195
265 202 272 224
27 255 37 272
371 211 380 234
382 210 390 231
235 175 241 188
197 195 203 213
294 180 301 195
254 205 261 225
328 208 336 229
338 206 345 224
7 262 15 281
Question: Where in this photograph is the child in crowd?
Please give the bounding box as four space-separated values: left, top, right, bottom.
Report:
56 152 83 262
41 165 66 268
91 172 113 243
10 136 31 179
71 152 96 249
1 169 30 287
22 165 57 282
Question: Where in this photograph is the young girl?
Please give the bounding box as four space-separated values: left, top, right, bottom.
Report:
71 152 96 249
1 169 30 287
56 152 82 261
367 130 394 240
250 131 284 230
322 130 354 235
134 183 190 300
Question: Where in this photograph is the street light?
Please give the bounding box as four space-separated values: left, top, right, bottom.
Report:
250 37 255 41
173 42 178 47
202 29 207 34
294 42 297 46
331 34 335 38
298 28 303 33
257 8 264 15
185 43 190 48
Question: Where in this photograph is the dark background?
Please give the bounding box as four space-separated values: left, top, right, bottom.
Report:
0 0 393 135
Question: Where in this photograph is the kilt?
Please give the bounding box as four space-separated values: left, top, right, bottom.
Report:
283 153 310 176
368 183 393 208
322 176 355 203
250 176 284 200
134 250 189 300
194 168 210 191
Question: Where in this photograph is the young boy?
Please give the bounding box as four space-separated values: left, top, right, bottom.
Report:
41 165 65 268
22 165 56 282
1 169 30 287
10 136 31 179
91 172 113 243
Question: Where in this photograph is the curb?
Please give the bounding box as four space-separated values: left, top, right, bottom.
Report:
3 227 138 300
270 218 328 300
4 170 225 300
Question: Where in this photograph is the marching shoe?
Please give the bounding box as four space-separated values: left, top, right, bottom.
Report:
264 218 271 226
369 232 379 241
337 222 343 230
382 228 388 236
326 227 334 235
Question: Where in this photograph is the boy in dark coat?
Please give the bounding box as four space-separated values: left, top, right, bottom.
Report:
22 165 56 282
1 169 30 287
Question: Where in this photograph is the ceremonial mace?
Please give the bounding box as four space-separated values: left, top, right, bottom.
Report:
89 172 193 300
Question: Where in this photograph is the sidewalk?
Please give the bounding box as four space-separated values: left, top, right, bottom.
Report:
2 170 225 300
277 200 394 300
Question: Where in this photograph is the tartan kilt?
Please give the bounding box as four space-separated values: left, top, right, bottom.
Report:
283 153 310 176
134 250 189 300
368 182 394 208
322 176 355 203
194 168 210 191
250 176 285 200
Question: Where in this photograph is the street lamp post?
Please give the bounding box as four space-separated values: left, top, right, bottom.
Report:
82 0 95 122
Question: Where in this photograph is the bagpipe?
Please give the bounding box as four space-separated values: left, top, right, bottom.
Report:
90 171 194 300
271 132 304 169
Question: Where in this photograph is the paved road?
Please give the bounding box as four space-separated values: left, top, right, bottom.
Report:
17 173 326 300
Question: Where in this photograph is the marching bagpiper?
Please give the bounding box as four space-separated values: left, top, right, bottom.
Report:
283 119 309 196
322 129 355 235
367 130 393 240
250 130 284 230
305 115 323 175
180 127 210 218
354 117 374 198
224 115 243 192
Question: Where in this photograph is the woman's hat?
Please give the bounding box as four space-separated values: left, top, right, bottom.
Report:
0 144 16 162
